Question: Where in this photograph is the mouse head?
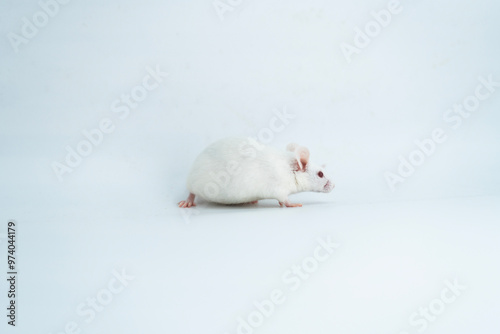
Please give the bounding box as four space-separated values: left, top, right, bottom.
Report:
287 143 335 193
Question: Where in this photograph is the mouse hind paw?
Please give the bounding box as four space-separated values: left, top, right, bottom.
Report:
178 193 196 208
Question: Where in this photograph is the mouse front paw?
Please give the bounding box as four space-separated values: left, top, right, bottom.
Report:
278 200 302 208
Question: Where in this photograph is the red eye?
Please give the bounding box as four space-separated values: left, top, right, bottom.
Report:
318 171 324 178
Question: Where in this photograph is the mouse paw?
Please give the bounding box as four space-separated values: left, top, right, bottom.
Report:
279 200 302 208
178 193 196 208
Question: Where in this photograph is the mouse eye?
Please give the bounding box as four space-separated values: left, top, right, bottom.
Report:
318 171 324 178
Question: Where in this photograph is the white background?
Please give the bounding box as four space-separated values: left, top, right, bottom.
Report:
1 0 499 333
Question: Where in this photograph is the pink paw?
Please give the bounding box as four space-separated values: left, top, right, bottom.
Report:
178 200 196 208
178 193 196 208
278 201 302 208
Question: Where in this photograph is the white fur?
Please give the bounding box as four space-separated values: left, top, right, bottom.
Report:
186 137 334 205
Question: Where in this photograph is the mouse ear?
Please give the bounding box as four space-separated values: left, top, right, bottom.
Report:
286 143 299 152
295 146 310 172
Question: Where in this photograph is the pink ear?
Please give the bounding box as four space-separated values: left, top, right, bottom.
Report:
296 146 310 171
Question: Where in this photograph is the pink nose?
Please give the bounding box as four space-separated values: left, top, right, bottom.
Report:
324 181 334 192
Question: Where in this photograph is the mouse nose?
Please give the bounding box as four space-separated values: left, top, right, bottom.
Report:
324 181 334 192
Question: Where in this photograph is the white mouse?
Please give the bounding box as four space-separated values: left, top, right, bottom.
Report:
178 137 334 208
